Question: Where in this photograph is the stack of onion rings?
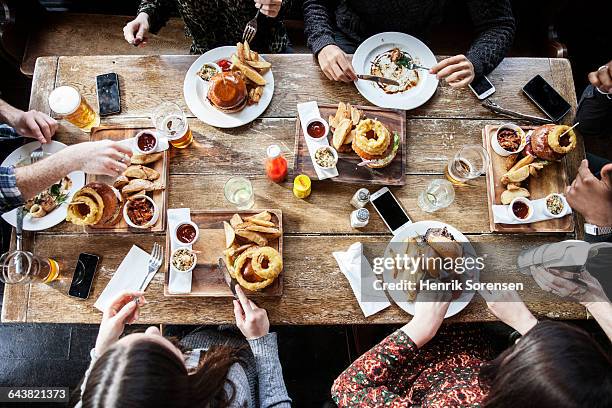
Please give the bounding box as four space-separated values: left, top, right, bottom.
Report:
232 246 282 291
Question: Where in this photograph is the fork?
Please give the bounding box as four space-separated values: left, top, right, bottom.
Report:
30 144 44 164
134 243 163 304
405 61 431 71
242 9 260 44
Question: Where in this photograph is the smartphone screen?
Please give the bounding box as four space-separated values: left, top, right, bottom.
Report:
522 75 571 121
96 73 121 116
68 253 100 299
469 76 495 98
370 190 411 233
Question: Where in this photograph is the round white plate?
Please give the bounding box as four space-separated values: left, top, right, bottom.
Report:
382 220 478 318
353 32 439 110
183 46 275 128
1 141 85 231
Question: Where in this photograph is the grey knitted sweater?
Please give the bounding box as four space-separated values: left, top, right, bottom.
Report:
303 0 516 78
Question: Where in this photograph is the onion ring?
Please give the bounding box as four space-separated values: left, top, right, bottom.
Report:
233 249 274 291
547 125 577 155
250 246 282 279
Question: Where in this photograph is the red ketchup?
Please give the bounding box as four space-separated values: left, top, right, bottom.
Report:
512 201 530 219
176 223 197 244
307 121 326 138
217 59 232 72
137 132 157 152
265 144 288 183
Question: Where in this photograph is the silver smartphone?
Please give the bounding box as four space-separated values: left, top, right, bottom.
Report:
469 75 496 100
369 187 412 235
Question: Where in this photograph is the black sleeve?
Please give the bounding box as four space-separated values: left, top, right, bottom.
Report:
465 0 516 77
138 0 175 34
303 0 339 55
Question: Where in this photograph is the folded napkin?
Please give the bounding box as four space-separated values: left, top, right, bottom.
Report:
493 195 572 225
297 101 338 180
167 208 193 294
94 245 155 312
333 243 391 317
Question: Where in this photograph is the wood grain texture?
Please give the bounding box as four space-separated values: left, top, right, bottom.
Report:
28 57 58 114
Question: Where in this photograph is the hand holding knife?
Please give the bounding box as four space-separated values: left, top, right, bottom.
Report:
357 74 400 86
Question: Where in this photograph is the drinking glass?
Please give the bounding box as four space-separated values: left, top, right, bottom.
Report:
445 145 490 185
48 86 100 132
152 102 193 148
0 250 60 285
224 177 254 209
418 179 455 213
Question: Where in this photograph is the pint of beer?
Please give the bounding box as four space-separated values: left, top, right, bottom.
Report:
48 86 100 132
152 102 193 149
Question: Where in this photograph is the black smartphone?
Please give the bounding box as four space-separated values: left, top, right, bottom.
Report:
96 73 121 116
68 253 100 299
522 75 571 122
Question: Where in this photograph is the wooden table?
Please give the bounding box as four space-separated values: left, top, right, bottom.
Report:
2 54 588 324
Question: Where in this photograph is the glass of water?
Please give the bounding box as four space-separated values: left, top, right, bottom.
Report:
445 145 490 185
418 179 455 213
224 177 254 210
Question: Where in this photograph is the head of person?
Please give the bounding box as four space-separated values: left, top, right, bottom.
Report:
480 321 612 408
80 326 242 408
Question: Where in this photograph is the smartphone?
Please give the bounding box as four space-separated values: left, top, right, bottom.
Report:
469 75 496 100
96 73 121 116
370 187 412 235
522 75 571 122
68 253 100 299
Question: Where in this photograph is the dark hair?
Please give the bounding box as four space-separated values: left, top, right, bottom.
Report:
81 337 244 408
480 321 612 408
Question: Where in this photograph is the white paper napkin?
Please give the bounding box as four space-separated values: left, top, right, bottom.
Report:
167 208 193 294
333 243 391 317
94 245 155 312
493 195 573 224
297 101 338 180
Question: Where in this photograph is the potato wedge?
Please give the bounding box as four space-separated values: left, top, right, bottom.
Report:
236 43 245 63
235 228 268 246
507 183 521 191
245 224 280 234
246 59 272 70
333 118 352 150
231 55 266 86
501 165 530 184
223 221 235 248
351 106 361 126
230 214 243 228
245 211 272 222
334 102 347 125
243 41 251 61
131 152 163 165
501 187 530 205
508 155 535 173
249 218 276 227
345 129 356 145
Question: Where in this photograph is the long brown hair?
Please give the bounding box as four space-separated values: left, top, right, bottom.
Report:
81 338 244 408
480 321 612 408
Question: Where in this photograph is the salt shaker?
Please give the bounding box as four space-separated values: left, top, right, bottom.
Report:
350 208 370 228
350 188 370 209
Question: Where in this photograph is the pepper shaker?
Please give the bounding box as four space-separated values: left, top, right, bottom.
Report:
350 188 370 209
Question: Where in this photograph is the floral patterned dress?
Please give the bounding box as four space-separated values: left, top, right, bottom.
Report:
332 325 497 407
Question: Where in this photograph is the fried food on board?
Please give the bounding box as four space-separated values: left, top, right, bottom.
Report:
123 165 160 181
131 152 163 165
66 182 123 226
352 119 391 160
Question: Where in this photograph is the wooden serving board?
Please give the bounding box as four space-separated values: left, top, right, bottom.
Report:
87 126 169 233
483 125 574 233
294 103 406 185
163 209 283 297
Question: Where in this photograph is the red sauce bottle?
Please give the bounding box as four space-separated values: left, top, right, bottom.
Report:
265 144 288 183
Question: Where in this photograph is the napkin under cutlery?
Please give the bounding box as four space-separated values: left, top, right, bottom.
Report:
167 208 193 294
297 101 338 180
94 245 157 312
333 243 391 317
492 195 572 225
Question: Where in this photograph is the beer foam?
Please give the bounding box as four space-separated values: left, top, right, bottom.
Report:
48 86 80 115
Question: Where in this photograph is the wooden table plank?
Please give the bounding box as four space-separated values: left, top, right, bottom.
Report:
20 233 586 324
29 57 59 114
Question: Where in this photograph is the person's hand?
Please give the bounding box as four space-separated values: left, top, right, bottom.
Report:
566 160 612 227
481 289 537 335
123 12 150 47
531 266 609 308
401 288 451 347
64 139 133 177
317 44 357 83
588 61 612 93
95 291 145 356
254 0 282 18
430 55 475 88
11 110 58 144
233 286 270 340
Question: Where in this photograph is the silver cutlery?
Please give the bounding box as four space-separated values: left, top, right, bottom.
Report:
357 74 400 86
242 9 260 44
482 99 553 124
218 257 238 299
30 144 44 164
15 208 24 274
404 61 431 71
134 242 163 303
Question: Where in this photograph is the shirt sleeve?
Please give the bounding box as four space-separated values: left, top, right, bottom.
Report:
0 124 22 141
331 330 418 407
137 0 175 34
303 0 339 55
247 332 292 407
465 0 516 78
74 349 98 408
0 166 24 213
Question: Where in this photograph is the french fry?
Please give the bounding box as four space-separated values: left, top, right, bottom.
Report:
508 155 534 173
231 55 266 86
243 41 251 61
236 43 245 63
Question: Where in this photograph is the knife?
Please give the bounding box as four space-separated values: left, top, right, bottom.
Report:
218 257 238 299
357 74 400 86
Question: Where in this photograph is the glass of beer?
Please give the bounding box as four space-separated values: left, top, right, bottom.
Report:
152 102 193 149
0 250 60 285
445 145 490 186
48 86 100 132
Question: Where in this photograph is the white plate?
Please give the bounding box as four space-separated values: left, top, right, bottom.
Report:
353 32 439 110
1 141 85 231
381 220 478 318
183 46 274 128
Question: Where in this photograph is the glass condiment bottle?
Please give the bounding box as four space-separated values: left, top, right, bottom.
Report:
265 144 288 183
350 208 370 228
350 188 370 209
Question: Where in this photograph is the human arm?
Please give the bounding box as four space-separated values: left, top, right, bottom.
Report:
233 286 291 407
0 99 58 143
255 0 282 18
124 0 175 46
566 160 612 227
588 61 612 93
481 289 538 335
